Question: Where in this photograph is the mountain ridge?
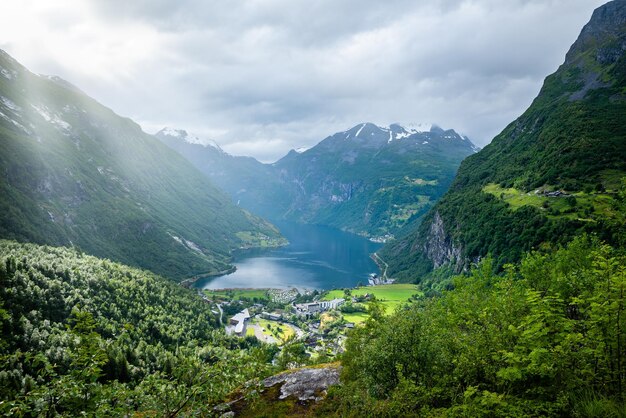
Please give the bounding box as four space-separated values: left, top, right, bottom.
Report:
0 49 284 281
157 122 479 239
381 0 626 282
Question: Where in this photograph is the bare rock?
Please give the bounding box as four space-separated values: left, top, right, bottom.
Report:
262 366 341 402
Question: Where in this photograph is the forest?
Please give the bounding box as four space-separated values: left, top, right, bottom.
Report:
2 234 625 416
0 240 279 416
319 236 626 417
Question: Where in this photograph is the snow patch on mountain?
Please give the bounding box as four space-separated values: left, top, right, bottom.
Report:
159 127 223 151
30 104 71 131
1 96 21 112
1 68 16 80
0 109 29 133
355 123 366 137
389 123 433 140
402 123 433 133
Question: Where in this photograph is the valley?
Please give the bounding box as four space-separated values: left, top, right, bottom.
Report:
192 221 382 291
1 1 626 417
156 123 478 240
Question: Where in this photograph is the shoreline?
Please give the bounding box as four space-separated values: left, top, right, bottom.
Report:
181 241 289 289
180 265 237 288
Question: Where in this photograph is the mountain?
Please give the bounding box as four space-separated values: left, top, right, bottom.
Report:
273 123 479 238
155 127 291 220
382 0 626 281
0 49 284 281
157 123 478 239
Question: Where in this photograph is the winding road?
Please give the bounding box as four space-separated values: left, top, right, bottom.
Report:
372 252 389 280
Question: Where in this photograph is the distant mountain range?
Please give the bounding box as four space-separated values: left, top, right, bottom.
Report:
157 122 478 239
0 49 284 281
381 0 626 282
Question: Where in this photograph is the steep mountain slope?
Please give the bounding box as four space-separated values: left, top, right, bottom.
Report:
274 123 478 238
0 50 283 281
155 128 292 220
157 123 478 239
382 0 626 280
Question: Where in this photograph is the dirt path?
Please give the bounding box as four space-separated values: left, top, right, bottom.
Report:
217 303 224 325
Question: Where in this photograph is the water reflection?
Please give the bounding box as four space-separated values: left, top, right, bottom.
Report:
193 222 382 290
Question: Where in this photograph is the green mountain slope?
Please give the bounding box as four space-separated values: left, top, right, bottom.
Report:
155 128 292 222
0 50 283 281
157 123 478 239
274 123 479 238
0 240 275 415
325 237 626 417
382 0 626 281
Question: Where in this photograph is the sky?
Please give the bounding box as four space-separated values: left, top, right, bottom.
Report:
0 0 607 162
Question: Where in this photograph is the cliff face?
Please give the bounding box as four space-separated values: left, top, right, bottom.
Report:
381 0 626 281
422 212 463 270
565 0 626 66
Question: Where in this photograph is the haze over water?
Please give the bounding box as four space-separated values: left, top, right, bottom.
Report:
193 222 382 290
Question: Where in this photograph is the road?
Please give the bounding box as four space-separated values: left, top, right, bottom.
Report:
372 252 389 280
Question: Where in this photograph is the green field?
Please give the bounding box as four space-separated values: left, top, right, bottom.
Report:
235 231 288 248
203 288 269 300
482 183 622 222
323 284 421 319
342 312 369 324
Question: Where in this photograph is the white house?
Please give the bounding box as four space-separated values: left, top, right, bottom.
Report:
230 308 250 336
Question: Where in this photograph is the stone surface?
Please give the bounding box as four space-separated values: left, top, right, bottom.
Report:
423 211 463 270
262 366 341 402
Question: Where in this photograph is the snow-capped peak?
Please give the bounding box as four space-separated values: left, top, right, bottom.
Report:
294 146 309 153
160 127 184 138
388 123 433 141
158 127 223 151
397 123 433 133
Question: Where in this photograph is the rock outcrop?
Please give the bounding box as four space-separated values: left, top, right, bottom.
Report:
423 212 463 270
217 365 341 416
262 366 341 402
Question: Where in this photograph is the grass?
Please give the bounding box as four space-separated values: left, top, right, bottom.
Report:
390 199 430 223
342 312 369 324
404 176 438 186
203 288 269 301
323 283 421 321
236 231 287 248
482 183 622 222
245 326 256 337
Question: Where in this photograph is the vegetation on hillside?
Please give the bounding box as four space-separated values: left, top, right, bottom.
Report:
0 240 277 416
382 2 626 280
0 50 284 282
158 123 477 239
320 236 626 417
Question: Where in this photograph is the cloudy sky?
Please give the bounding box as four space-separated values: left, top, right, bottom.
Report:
0 0 607 162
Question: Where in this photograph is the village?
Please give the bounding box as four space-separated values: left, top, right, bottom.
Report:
201 277 418 362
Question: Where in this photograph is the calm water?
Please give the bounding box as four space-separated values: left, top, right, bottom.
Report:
193 222 382 290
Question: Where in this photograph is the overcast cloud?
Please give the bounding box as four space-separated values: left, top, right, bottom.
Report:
0 0 607 162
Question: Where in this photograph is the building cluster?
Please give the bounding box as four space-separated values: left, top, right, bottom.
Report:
294 298 345 316
368 273 395 286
